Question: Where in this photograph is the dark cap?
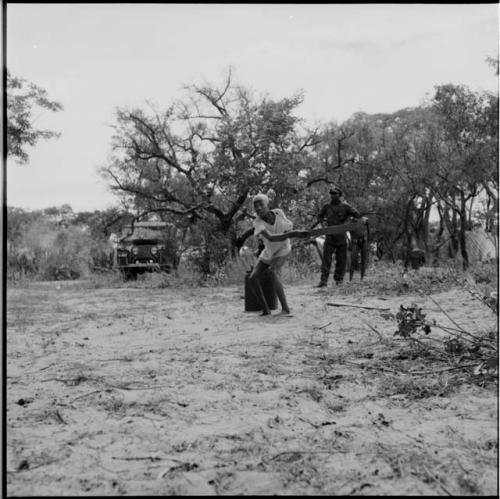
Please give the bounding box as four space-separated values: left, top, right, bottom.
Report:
329 187 342 196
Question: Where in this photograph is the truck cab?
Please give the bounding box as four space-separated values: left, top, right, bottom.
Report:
115 222 177 279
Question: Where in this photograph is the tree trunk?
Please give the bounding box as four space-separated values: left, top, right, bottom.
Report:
448 203 459 258
434 201 446 261
459 191 469 270
486 195 492 232
235 227 255 254
405 196 427 270
403 199 413 271
200 246 211 275
483 182 498 233
422 196 432 260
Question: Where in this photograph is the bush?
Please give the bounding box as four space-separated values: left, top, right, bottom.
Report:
7 219 114 282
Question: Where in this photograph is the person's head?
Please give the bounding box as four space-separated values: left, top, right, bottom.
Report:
329 187 342 203
253 193 270 218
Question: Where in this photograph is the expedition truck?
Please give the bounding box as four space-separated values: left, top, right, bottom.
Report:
115 221 177 279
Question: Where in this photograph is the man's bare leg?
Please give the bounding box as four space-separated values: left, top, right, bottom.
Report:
270 269 291 315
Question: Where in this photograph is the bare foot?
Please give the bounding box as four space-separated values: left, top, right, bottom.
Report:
274 310 293 317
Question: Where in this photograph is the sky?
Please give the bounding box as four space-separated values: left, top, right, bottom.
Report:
5 3 499 212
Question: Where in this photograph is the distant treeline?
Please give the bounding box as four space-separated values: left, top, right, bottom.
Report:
7 69 499 280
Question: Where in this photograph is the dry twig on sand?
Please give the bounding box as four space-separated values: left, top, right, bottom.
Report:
363 322 384 340
296 416 336 428
258 449 347 467
112 456 184 462
313 322 332 330
327 302 390 311
407 363 479 376
70 390 106 403
343 359 403 375
422 464 453 495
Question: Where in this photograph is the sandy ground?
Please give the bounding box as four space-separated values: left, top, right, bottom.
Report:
6 278 498 496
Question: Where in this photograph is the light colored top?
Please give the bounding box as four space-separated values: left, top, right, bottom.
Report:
253 208 293 263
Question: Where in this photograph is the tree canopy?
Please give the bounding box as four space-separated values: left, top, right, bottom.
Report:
99 67 498 273
7 70 63 164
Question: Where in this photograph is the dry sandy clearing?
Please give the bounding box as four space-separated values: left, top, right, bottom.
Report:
6 279 498 495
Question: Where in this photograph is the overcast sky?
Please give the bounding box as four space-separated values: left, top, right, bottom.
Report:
6 3 499 212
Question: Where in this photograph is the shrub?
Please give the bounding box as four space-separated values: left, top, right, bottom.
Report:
7 219 114 282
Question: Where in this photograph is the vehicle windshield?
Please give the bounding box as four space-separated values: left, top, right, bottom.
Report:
129 239 160 245
120 224 167 241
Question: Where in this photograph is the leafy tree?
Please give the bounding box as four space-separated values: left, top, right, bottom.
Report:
429 83 498 268
43 204 75 226
310 109 438 265
324 88 497 269
7 206 42 246
101 68 497 274
102 70 319 273
7 70 63 164
73 207 133 240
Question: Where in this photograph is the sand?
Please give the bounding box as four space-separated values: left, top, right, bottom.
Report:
6 279 498 495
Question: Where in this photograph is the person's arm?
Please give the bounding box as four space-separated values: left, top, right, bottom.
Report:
311 205 326 230
345 203 361 220
345 205 369 226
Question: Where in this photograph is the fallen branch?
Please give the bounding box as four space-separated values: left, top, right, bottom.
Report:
157 462 198 479
112 456 183 462
343 360 403 375
104 382 176 392
422 464 453 496
433 324 496 349
296 416 336 428
407 363 479 376
363 322 384 339
53 409 67 425
37 363 56 372
327 302 390 311
265 449 347 464
97 358 134 362
314 321 332 330
70 390 104 403
41 376 90 385
426 296 466 333
345 358 479 377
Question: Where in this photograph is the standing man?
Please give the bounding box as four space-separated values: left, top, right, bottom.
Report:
314 187 361 287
